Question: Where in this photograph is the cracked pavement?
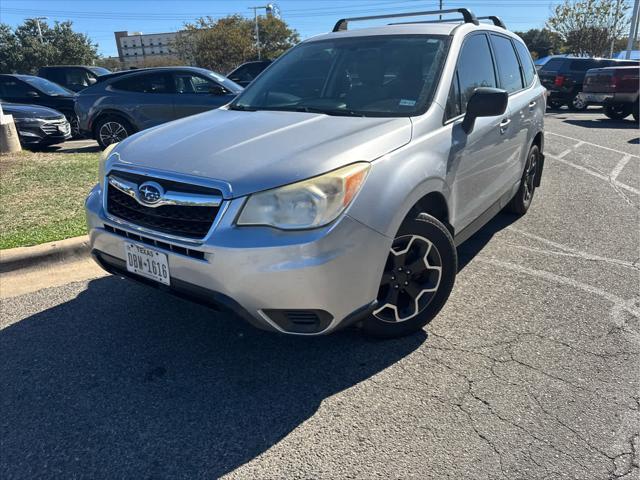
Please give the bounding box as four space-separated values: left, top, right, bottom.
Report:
1 110 639 479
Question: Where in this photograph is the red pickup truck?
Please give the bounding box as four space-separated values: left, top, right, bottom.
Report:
580 65 639 121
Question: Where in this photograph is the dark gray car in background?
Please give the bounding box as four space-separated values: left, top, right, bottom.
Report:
75 67 242 148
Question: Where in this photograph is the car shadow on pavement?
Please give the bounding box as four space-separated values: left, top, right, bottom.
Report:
0 277 426 478
457 212 520 272
563 118 639 129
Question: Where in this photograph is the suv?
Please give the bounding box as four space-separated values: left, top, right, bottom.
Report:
85 9 546 337
539 56 638 110
580 65 639 121
38 65 111 93
75 67 242 148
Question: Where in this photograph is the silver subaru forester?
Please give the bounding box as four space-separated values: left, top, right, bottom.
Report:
85 9 545 337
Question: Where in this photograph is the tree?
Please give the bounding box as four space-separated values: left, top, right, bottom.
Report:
0 19 98 73
514 28 564 58
546 0 631 57
173 14 299 73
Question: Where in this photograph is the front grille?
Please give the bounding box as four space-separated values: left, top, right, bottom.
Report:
41 119 69 135
106 171 222 239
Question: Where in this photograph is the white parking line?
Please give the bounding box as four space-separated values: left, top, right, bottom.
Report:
611 155 632 182
547 153 640 195
547 131 640 159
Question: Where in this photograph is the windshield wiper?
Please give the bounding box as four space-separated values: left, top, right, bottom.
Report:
228 104 257 111
292 106 364 117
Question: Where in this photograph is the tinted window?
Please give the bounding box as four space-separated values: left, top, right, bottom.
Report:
89 67 111 76
491 35 524 93
0 78 31 97
456 34 497 112
514 41 536 86
541 58 565 71
233 35 449 117
174 73 215 94
22 76 72 95
112 73 170 93
569 59 599 71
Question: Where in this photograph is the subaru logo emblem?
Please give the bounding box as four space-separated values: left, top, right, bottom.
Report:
138 181 163 205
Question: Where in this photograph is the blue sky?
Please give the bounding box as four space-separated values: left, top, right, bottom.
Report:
1 0 565 57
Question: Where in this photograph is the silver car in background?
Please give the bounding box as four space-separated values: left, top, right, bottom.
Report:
75 67 243 148
86 9 545 337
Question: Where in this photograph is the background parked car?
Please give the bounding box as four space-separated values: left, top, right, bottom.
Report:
539 57 638 110
0 100 71 147
581 65 639 121
0 74 79 137
38 65 111 93
227 60 272 87
75 66 243 148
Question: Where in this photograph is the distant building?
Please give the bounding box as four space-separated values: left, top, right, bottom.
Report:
114 31 181 66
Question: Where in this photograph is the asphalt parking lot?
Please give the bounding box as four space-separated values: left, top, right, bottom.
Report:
1 109 639 479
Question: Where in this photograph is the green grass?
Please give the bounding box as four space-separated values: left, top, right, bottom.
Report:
0 150 99 249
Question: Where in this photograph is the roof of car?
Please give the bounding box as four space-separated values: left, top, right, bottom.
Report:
306 21 517 43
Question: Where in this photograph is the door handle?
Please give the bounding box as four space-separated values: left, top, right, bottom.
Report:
499 118 511 134
528 101 537 110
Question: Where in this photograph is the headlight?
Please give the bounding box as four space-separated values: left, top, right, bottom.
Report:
13 117 40 124
98 142 119 181
237 162 369 230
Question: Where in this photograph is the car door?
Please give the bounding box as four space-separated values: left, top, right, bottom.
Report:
172 71 235 119
445 33 517 231
108 72 175 130
489 34 531 190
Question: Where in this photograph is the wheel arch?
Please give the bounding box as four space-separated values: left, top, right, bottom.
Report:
91 109 137 139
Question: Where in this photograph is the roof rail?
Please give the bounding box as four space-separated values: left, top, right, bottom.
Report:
332 8 479 32
477 16 507 29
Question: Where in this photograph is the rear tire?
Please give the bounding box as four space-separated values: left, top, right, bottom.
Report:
604 104 632 120
505 144 540 215
362 214 457 339
570 94 588 111
547 99 564 110
95 115 134 149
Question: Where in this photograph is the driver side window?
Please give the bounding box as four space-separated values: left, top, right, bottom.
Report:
445 34 497 121
174 74 217 94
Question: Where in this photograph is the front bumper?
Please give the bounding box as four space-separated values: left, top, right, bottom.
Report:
85 185 390 335
15 119 71 146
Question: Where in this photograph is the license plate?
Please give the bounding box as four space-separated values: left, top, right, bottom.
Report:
124 242 170 285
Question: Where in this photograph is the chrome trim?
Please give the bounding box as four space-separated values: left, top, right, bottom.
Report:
108 163 233 198
108 174 223 208
103 166 230 245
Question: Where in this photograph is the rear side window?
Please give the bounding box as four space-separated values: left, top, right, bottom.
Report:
111 73 170 93
514 41 536 87
569 59 597 71
491 35 524 93
455 34 497 114
541 58 565 71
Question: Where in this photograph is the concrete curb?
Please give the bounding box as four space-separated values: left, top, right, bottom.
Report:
0 236 90 274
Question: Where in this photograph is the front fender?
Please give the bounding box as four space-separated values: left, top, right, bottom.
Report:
348 144 449 239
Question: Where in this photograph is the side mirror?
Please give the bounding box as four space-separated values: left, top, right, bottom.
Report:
209 85 227 95
26 91 40 98
461 87 508 134
88 77 97 85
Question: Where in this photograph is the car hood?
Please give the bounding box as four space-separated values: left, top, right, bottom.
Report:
0 103 64 119
114 108 412 198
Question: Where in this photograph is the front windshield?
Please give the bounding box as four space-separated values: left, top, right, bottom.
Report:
23 76 73 96
232 35 449 117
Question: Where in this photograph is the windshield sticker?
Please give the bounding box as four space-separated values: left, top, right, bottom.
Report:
399 99 417 107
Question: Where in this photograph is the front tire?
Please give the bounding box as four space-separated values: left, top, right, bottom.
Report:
604 104 632 120
95 115 134 149
362 214 457 339
505 144 540 215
